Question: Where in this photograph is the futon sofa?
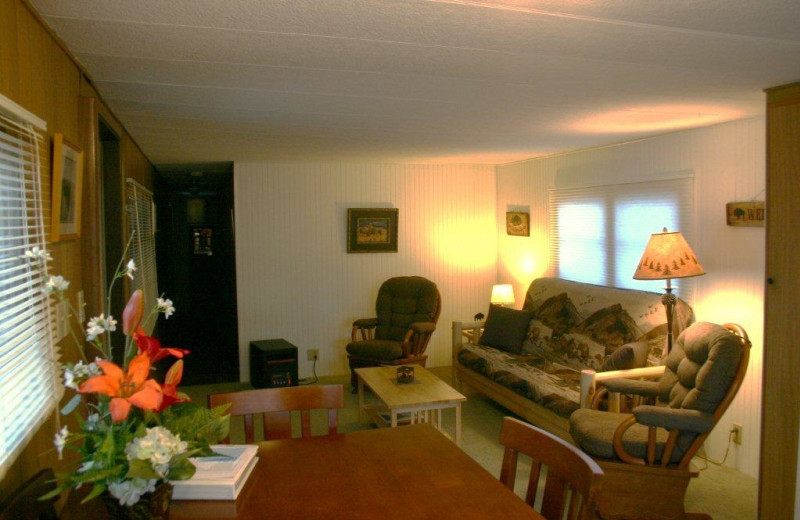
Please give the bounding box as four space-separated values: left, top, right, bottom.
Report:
452 277 694 439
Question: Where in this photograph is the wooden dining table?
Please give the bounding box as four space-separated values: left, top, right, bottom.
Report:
65 424 544 519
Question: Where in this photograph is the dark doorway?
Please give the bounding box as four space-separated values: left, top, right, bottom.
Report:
154 163 239 385
98 119 125 362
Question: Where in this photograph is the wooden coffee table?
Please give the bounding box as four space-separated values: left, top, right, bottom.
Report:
355 365 467 445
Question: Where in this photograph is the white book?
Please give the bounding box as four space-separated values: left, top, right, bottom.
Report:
172 445 259 500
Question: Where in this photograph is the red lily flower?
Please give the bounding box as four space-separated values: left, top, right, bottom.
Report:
79 352 163 422
134 328 190 364
157 360 190 412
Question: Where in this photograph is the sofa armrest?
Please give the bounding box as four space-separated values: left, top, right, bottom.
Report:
452 320 484 362
580 365 666 410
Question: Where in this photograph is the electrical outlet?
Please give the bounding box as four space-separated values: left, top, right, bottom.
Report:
307 349 319 361
732 423 743 445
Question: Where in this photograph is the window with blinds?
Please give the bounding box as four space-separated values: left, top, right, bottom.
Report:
0 98 61 479
549 176 696 300
126 179 159 334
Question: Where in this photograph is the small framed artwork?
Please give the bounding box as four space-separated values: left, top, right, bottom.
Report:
506 211 530 236
51 133 84 241
726 201 765 227
347 208 398 253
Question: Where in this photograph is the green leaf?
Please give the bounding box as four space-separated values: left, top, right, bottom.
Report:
126 459 160 480
81 482 107 504
167 455 196 481
60 394 82 415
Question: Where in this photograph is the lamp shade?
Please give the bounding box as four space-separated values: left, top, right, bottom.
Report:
490 284 515 305
633 229 705 280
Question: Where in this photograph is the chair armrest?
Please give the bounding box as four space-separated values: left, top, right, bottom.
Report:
633 406 715 433
603 378 660 396
579 366 665 410
410 322 436 334
353 317 378 328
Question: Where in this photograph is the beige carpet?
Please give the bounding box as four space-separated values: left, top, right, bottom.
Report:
184 367 758 519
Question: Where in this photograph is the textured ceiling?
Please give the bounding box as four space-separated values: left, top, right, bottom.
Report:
30 0 800 165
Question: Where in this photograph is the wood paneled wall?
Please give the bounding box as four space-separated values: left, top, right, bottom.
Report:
0 0 152 503
234 162 497 381
496 117 766 478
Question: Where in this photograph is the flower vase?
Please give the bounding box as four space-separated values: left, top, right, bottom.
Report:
102 483 173 520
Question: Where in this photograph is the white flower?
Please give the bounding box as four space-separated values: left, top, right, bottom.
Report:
63 360 101 390
157 297 175 319
43 275 70 294
77 460 100 473
108 478 157 506
125 427 188 479
84 413 102 432
125 259 137 280
22 246 52 263
85 314 117 341
54 425 69 459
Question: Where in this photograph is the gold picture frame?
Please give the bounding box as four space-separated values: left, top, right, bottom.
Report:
51 133 84 241
506 211 530 236
347 208 398 253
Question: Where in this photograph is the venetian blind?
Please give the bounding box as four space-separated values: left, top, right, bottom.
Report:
549 175 696 300
125 179 159 334
0 96 61 480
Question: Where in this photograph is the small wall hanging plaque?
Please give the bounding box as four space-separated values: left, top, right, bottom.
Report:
506 212 530 236
726 201 765 227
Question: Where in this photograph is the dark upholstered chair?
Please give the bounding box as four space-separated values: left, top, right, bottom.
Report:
569 322 750 520
346 276 441 389
0 468 58 520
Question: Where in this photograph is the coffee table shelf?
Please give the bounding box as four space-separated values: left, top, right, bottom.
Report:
355 366 467 445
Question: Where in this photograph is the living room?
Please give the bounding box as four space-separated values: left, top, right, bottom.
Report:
0 0 797 518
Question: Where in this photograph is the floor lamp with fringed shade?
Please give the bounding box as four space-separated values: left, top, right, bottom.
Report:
633 228 706 354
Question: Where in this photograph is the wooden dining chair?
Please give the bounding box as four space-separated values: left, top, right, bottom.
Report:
499 417 603 520
0 468 58 520
208 384 344 442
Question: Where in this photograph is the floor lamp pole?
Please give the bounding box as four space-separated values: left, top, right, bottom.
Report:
663 277 677 355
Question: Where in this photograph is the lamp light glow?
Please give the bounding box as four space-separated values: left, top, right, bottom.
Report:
490 284 515 306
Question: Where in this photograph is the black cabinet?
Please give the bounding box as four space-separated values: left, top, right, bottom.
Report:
249 339 299 388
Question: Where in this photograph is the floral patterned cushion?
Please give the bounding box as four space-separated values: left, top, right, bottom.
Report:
520 278 694 367
457 342 581 419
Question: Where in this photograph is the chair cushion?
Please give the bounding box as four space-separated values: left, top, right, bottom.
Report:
569 408 694 463
346 339 403 361
375 277 439 342
479 304 534 354
657 322 743 412
601 340 650 372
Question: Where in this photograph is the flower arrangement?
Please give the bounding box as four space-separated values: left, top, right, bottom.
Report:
25 245 230 508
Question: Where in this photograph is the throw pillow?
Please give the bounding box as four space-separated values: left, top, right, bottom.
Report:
479 304 534 354
601 340 650 371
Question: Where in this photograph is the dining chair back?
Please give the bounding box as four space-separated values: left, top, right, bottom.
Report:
209 384 344 442
499 417 603 520
0 468 58 520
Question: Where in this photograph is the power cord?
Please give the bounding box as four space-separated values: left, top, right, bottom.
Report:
695 427 736 470
299 355 319 385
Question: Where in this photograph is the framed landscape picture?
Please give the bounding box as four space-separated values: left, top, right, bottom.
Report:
51 133 84 241
506 211 530 236
347 208 398 253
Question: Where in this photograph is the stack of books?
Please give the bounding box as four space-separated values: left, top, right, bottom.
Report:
172 445 259 500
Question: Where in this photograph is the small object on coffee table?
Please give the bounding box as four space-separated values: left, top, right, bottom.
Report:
397 366 415 384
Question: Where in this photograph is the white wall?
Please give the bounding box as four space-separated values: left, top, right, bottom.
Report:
234 162 497 384
495 117 766 478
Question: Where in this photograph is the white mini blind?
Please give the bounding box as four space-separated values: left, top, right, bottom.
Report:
549 176 696 300
126 179 159 334
0 106 60 480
